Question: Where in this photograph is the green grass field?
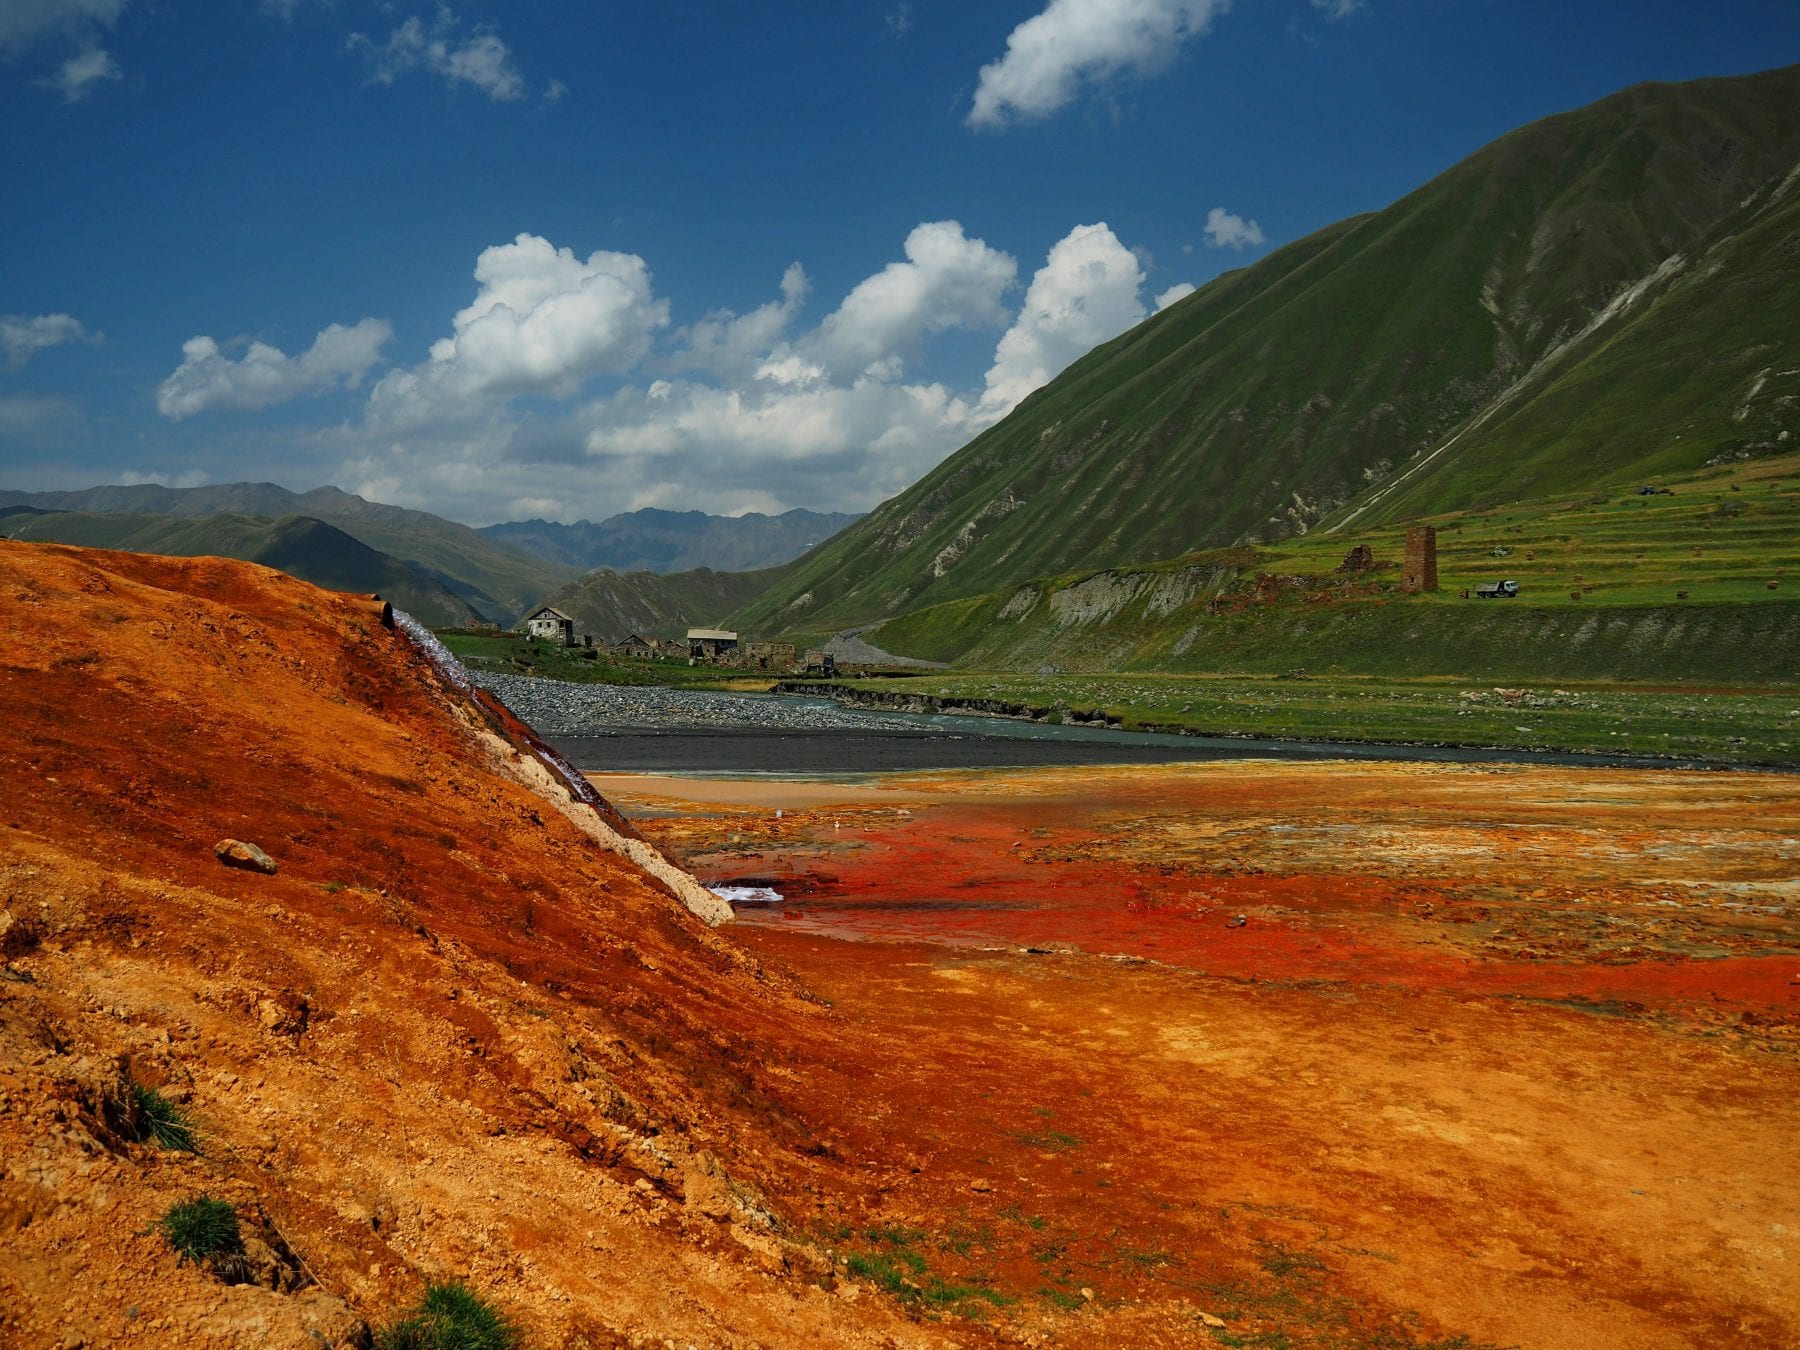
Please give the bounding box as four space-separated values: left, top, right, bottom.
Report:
445 461 1800 764
731 67 1800 639
789 671 1800 766
1286 457 1798 607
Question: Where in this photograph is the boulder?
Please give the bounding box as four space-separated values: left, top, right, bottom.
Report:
214 840 277 875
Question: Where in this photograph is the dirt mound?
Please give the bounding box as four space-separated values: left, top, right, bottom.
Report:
0 541 952 1347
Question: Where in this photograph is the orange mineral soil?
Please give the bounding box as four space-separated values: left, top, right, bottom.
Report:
591 754 1800 1349
3 535 1798 1349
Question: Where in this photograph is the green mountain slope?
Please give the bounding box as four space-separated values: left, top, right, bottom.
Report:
732 64 1800 639
1336 160 1800 525
536 564 791 642
0 509 482 627
0 483 576 622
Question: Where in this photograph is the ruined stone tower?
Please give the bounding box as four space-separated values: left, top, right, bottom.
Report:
1402 525 1438 593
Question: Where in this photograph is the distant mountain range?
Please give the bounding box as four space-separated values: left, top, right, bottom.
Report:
0 506 484 628
0 485 855 627
9 66 1797 673
0 483 574 623
731 63 1800 644
482 507 860 574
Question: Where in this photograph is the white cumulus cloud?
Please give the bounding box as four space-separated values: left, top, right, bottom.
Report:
976 222 1146 422
156 318 392 419
968 0 1229 129
671 262 810 383
1 312 94 370
368 233 668 425
1203 206 1266 249
805 221 1016 381
1311 0 1366 19
1154 282 1196 310
319 218 1168 521
349 10 528 101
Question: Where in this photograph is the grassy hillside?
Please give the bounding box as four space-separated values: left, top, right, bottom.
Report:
1338 156 1800 527
0 509 482 627
860 456 1800 683
731 64 1800 639
0 482 576 622
536 563 791 641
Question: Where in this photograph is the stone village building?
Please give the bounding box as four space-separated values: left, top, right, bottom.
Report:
686 628 739 663
523 605 576 645
614 633 658 659
740 641 798 671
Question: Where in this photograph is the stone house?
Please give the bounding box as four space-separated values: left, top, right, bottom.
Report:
614 633 657 658
523 605 576 645
687 628 739 663
741 641 798 671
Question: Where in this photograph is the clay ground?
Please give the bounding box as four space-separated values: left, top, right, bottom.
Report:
593 761 1800 1349
4 539 1797 1348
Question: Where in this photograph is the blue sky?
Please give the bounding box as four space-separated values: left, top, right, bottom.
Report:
3 1 1797 524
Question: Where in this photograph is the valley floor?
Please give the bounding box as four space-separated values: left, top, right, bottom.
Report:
596 760 1800 1349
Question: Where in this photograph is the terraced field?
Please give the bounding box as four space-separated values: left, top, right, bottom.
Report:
853 456 1800 685
1292 457 1799 607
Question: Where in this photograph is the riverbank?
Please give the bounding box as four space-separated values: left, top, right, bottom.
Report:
470 668 1784 774
777 672 1800 767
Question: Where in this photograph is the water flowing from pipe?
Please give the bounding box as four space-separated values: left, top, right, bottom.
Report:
390 609 618 815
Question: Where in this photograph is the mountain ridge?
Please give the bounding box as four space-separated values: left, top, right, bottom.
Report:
0 507 484 627
729 63 1800 642
481 506 861 574
535 563 792 642
0 482 577 623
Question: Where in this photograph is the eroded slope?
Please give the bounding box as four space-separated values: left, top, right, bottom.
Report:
0 540 955 1348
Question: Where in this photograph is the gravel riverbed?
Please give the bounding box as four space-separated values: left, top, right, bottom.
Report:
468 670 1726 776
470 670 930 736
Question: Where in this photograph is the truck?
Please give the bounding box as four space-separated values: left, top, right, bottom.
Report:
1474 579 1520 599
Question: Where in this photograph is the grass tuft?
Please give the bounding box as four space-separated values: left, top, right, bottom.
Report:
377 1281 521 1350
132 1082 198 1152
158 1195 243 1267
